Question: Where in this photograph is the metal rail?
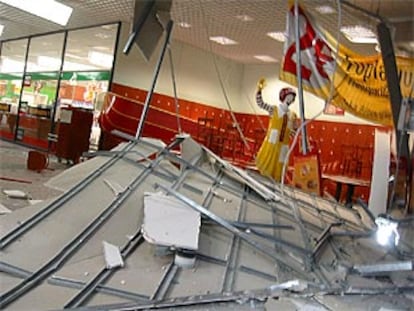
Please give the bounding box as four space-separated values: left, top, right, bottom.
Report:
114 131 247 201
0 261 149 302
221 185 247 292
150 262 179 300
146 155 225 303
156 184 310 280
63 230 145 308
64 139 199 308
0 141 140 249
69 285 295 311
0 139 183 308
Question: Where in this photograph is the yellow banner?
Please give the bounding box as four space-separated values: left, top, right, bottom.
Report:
280 3 414 126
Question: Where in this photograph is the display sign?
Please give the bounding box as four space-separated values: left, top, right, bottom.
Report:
292 154 321 195
23 75 31 87
280 1 414 126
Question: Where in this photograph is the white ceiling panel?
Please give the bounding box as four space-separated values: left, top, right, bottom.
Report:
0 0 413 64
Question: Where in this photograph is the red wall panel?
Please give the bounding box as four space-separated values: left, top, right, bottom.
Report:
104 83 391 202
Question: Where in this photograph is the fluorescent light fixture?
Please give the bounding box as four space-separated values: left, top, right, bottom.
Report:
341 25 377 44
64 61 97 71
178 21 191 28
0 0 73 26
64 53 84 60
67 48 82 53
88 51 113 68
37 56 61 68
315 5 336 14
92 46 111 51
254 55 278 62
267 31 286 42
101 24 116 30
95 33 111 39
209 36 238 45
0 24 4 36
375 216 400 247
235 14 253 22
0 57 24 72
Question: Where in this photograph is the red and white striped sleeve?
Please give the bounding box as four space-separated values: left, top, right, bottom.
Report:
256 90 274 115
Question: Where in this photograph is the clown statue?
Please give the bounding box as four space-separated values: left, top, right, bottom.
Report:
255 78 297 182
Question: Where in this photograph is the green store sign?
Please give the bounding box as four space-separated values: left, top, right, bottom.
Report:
0 73 24 80
0 71 110 81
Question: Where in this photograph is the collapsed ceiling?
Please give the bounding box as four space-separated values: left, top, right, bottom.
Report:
0 136 412 310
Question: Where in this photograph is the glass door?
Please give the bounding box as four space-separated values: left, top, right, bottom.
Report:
18 72 59 148
0 39 28 141
15 33 64 149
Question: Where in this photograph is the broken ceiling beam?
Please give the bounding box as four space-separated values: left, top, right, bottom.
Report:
352 260 413 276
150 261 179 300
156 183 311 280
203 147 280 201
311 222 343 260
73 282 313 311
0 140 140 250
63 230 145 309
0 261 150 302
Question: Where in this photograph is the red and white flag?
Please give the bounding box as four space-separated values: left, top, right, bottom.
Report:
280 2 414 126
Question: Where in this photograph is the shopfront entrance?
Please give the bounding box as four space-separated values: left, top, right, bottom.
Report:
0 22 119 151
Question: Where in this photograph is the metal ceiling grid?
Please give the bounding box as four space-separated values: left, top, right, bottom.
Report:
0 136 412 310
1 0 412 65
63 0 133 26
171 0 287 64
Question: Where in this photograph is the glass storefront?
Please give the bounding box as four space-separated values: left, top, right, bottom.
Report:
0 23 119 151
0 39 28 140
17 33 64 148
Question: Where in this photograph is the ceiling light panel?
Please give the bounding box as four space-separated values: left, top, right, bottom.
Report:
0 0 73 26
0 57 24 72
37 55 61 70
209 36 238 45
267 31 286 42
88 51 113 68
341 25 378 44
178 21 191 28
0 0 410 64
315 5 336 14
235 14 254 22
254 55 278 62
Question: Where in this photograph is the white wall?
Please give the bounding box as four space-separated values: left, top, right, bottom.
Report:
113 22 373 125
113 22 244 110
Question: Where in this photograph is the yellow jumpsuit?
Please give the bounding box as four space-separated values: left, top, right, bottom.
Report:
255 91 295 181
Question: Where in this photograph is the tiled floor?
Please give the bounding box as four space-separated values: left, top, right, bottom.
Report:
0 139 67 212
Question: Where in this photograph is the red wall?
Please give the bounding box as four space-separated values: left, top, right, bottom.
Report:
102 83 391 201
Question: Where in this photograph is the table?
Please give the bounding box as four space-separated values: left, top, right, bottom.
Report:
322 173 370 207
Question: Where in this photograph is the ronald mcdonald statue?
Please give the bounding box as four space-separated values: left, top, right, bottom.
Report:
255 78 297 182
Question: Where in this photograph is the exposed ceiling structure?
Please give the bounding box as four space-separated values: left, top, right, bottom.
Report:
0 136 413 310
0 0 413 66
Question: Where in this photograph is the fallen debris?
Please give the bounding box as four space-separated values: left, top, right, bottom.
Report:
2 189 29 199
102 241 124 269
0 176 32 184
0 203 12 214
